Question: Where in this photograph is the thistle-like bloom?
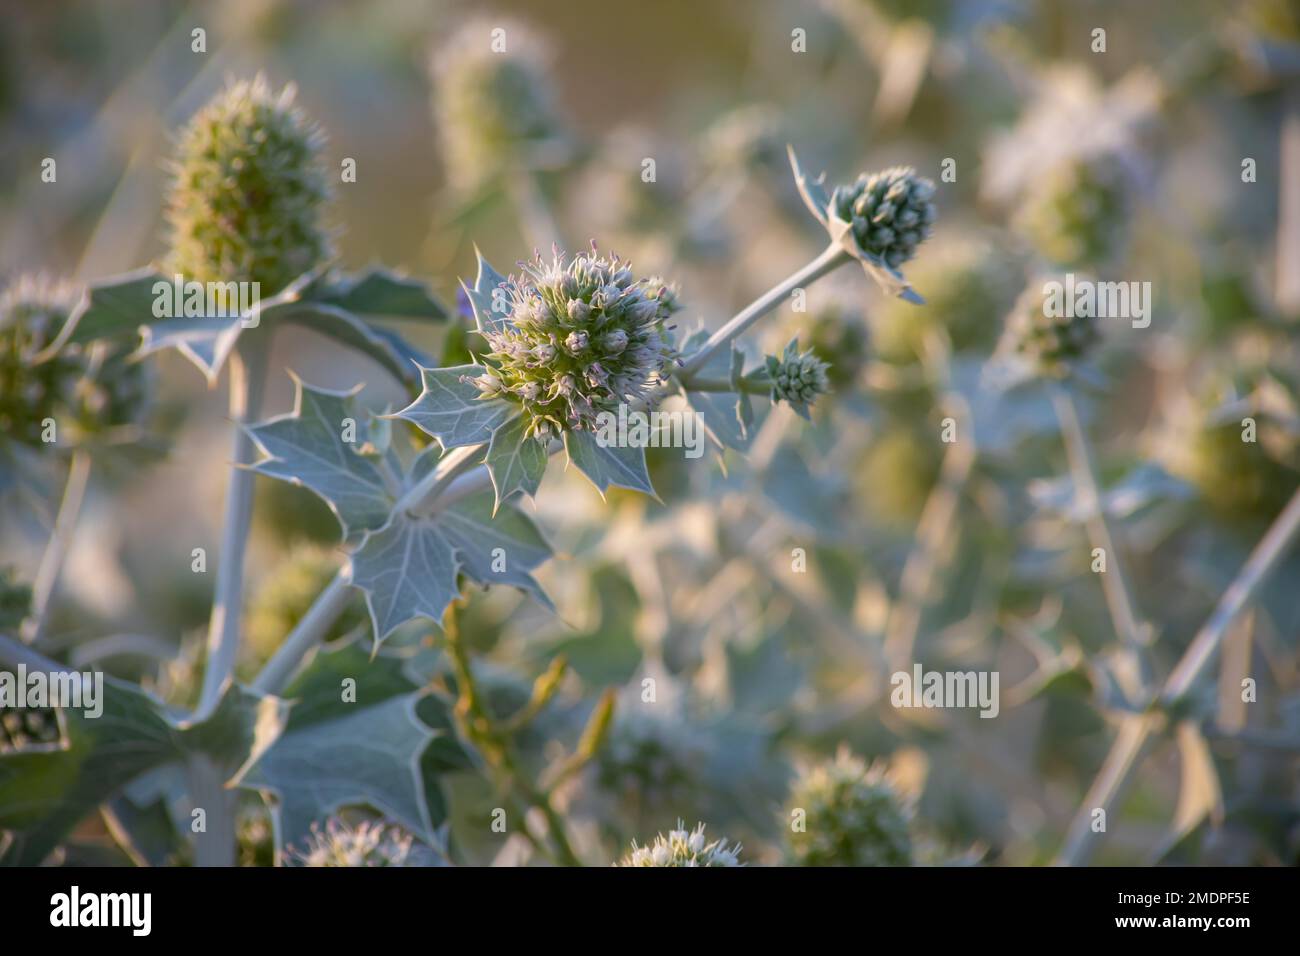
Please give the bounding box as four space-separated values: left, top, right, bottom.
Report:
1015 154 1131 268
766 338 830 418
431 18 566 190
165 75 331 295
618 820 743 867
1000 278 1101 379
285 818 415 867
0 275 150 446
786 748 913 867
470 246 681 438
833 167 937 271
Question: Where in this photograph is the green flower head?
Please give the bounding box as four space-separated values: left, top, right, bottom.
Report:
786 748 913 867
833 166 937 271
165 75 332 295
1000 277 1101 379
0 275 151 447
1016 153 1130 269
618 820 743 867
431 18 566 190
469 245 681 438
766 338 830 418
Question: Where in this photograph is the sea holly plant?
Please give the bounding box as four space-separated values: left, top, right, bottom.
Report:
0 66 950 864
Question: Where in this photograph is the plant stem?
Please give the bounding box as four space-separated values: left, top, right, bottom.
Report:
442 603 582 866
1052 387 1147 655
678 243 848 380
251 572 355 695
883 402 976 672
22 449 92 645
196 342 269 719
0 632 68 673
1056 485 1300 865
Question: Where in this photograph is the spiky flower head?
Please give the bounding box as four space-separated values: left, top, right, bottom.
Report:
766 338 830 418
165 75 331 295
470 245 681 438
0 275 151 446
833 166 937 271
431 18 566 190
618 820 743 867
786 748 913 867
1015 153 1130 269
285 818 415 867
999 277 1101 379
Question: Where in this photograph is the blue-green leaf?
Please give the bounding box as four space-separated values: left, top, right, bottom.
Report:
390 365 514 450
247 377 395 540
314 268 449 320
460 249 511 335
349 512 462 642
485 413 548 512
564 429 656 498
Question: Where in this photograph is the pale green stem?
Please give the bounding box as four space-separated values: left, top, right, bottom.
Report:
22 449 92 645
1052 387 1147 655
1056 485 1300 865
196 341 269 718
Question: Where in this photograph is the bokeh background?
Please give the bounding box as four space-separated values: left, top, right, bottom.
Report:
2 0 1299 865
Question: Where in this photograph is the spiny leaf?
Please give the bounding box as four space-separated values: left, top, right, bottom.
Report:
314 268 449 320
349 513 462 643
485 413 548 512
247 377 395 541
275 302 424 387
461 249 511 335
564 428 656 499
390 364 514 450
232 640 455 860
42 268 166 352
349 487 552 644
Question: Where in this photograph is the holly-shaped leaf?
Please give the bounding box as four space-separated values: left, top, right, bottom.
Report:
460 248 511 335
247 377 396 541
349 487 551 644
314 268 449 320
485 413 548 512
232 640 458 861
563 428 655 498
390 364 514 450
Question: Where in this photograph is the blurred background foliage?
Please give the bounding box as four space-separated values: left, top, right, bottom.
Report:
1 0 1298 865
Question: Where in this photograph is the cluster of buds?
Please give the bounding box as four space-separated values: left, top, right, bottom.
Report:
1016 153 1131 269
786 748 913 867
618 820 743 867
165 75 331 295
1000 278 1101 379
766 338 831 418
430 18 567 190
0 275 151 447
285 817 415 867
470 246 681 438
832 166 937 271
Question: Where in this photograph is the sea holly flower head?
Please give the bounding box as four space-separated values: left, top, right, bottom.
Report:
467 244 681 439
789 147 935 303
999 277 1101 380
786 747 913 867
285 817 415 867
766 338 830 418
0 275 151 447
618 820 743 867
1015 153 1131 269
165 75 332 295
431 18 567 190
